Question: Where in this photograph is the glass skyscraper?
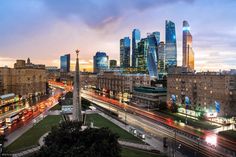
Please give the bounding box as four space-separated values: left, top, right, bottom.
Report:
120 37 131 68
137 38 148 73
157 41 166 78
132 29 141 67
182 20 194 70
147 32 160 78
60 54 70 73
93 52 109 73
165 20 177 68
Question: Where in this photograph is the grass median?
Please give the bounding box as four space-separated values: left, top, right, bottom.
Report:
156 111 219 130
49 104 61 111
6 115 61 152
218 130 236 141
121 147 166 157
86 113 144 144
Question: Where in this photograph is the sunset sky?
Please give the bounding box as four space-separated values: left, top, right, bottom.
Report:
0 0 236 72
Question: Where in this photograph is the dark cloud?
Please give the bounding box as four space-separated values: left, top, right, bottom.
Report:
43 0 194 28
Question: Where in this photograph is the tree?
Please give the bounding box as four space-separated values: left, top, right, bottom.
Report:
0 135 7 145
65 92 73 99
34 121 121 157
170 103 178 113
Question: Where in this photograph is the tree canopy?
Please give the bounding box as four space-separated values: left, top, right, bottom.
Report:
34 121 121 157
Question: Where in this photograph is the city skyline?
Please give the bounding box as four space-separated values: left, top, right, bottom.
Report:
1 0 236 72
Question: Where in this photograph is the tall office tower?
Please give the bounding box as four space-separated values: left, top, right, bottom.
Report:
132 29 141 67
182 20 194 70
120 37 131 68
147 32 160 78
93 52 109 73
72 50 82 122
60 54 70 73
165 20 177 68
109 60 117 69
157 41 166 78
137 38 148 73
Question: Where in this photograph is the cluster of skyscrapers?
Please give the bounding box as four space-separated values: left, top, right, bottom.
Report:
64 20 195 78
120 20 194 79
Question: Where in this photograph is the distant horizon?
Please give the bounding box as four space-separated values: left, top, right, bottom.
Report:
1 0 236 72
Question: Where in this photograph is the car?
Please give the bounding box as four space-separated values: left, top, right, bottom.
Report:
0 125 8 133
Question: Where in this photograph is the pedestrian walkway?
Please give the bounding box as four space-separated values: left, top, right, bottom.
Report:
98 112 159 150
118 140 155 151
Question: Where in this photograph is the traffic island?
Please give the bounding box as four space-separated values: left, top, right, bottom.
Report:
218 129 236 141
121 147 167 157
85 113 144 144
156 111 219 130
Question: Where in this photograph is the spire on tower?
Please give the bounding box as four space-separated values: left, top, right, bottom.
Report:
72 49 82 122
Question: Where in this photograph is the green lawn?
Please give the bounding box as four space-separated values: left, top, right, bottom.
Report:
218 130 236 141
49 104 61 110
86 114 144 144
157 111 219 130
6 115 61 152
121 147 166 157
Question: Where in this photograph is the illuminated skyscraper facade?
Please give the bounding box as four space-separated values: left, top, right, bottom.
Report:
147 32 160 78
93 52 109 73
137 38 148 73
60 54 70 73
132 29 141 67
120 37 131 68
157 41 167 78
182 21 194 70
165 20 177 68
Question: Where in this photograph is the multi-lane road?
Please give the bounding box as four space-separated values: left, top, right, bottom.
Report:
0 89 62 136
82 90 236 157
47 80 236 157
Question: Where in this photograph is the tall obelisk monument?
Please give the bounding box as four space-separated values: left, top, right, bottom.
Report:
72 49 82 122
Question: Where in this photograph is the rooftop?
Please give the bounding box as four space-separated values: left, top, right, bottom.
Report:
0 93 15 100
133 86 167 93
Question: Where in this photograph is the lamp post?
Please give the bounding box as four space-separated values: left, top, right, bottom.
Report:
0 143 2 157
194 137 200 157
173 130 176 157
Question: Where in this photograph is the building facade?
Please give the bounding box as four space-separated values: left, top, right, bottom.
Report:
109 60 117 69
80 72 97 89
165 20 177 68
131 86 167 109
132 29 141 67
0 59 46 97
167 70 236 116
157 41 167 78
97 71 150 102
120 37 131 68
45 66 60 81
93 52 109 73
182 21 194 70
60 54 70 73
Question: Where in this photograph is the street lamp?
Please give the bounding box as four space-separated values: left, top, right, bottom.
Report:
124 103 127 125
0 143 2 156
172 130 176 157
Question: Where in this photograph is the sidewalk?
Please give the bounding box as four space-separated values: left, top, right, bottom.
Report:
118 140 156 151
98 112 161 150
